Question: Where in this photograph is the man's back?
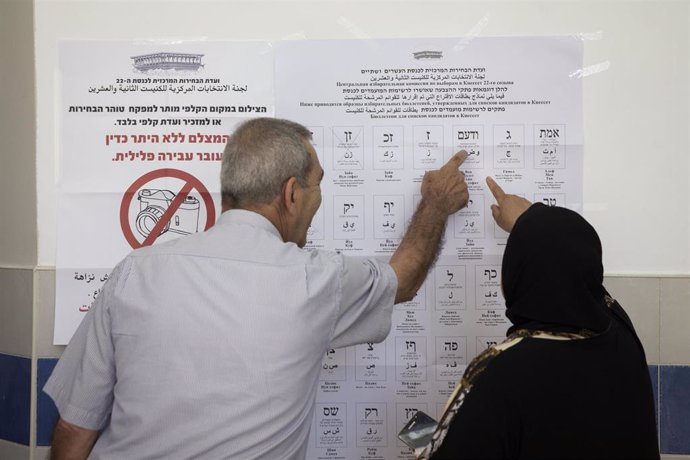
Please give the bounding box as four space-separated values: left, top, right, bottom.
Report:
47 210 397 459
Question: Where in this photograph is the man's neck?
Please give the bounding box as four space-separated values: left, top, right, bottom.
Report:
222 201 289 243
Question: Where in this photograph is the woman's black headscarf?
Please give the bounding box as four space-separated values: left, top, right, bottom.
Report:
502 203 610 334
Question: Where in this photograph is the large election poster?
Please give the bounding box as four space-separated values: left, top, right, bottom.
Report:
55 37 583 460
274 37 583 460
54 40 274 344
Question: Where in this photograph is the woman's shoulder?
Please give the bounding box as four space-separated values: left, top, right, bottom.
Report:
462 334 533 387
466 330 595 384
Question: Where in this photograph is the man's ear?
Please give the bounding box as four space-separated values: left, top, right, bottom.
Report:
282 177 299 211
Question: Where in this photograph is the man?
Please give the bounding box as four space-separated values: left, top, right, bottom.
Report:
45 118 469 459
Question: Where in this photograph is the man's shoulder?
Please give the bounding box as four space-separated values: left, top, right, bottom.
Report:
123 228 346 271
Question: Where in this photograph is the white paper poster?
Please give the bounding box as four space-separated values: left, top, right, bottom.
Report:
274 36 583 460
55 36 583 460
54 40 274 344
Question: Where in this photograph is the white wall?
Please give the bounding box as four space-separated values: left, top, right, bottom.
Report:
35 0 690 274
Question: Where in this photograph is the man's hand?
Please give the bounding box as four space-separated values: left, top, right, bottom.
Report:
486 176 532 233
421 151 470 215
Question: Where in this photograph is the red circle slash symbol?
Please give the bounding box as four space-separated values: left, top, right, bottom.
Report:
120 169 216 249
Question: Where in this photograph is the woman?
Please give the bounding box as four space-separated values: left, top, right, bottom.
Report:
420 178 659 459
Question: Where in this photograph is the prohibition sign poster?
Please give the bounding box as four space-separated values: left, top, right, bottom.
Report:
119 168 216 249
54 40 274 344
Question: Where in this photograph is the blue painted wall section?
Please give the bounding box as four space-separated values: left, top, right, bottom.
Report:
660 365 690 454
0 353 31 445
37 358 60 446
648 365 659 435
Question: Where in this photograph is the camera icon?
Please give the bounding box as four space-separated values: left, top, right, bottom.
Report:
136 189 200 238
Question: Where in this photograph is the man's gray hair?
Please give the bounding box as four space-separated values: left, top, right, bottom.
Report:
221 118 313 207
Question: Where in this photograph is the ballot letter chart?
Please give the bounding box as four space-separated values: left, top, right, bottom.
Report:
275 37 583 460
54 41 274 344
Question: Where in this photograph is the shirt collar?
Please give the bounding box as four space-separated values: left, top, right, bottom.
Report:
216 209 283 240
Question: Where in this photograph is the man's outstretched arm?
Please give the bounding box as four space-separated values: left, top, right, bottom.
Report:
390 151 469 303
